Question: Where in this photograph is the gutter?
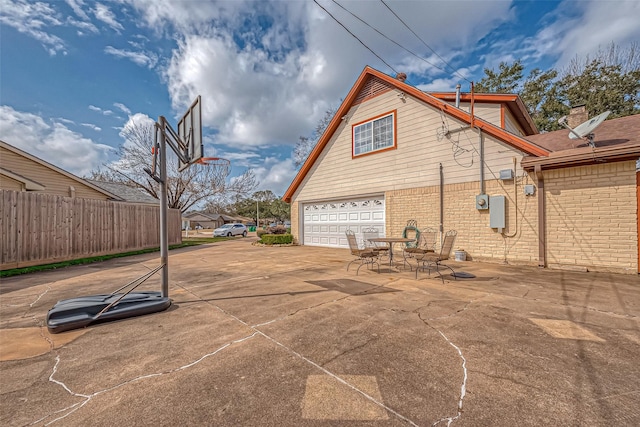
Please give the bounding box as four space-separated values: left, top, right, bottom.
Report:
521 144 640 171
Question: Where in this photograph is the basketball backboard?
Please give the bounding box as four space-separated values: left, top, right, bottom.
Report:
178 95 203 171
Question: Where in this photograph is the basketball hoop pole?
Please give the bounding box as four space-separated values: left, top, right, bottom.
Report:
158 116 169 298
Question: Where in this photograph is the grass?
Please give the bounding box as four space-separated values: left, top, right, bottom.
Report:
0 237 229 278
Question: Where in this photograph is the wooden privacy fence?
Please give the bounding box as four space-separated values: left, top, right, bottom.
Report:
1 190 182 269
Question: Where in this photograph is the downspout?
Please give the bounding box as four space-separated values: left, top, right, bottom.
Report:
535 165 546 268
503 157 519 238
479 129 485 194
470 82 475 129
440 163 444 244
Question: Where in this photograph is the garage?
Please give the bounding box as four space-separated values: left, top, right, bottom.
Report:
302 196 385 248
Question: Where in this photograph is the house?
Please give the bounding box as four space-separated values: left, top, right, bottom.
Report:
182 212 238 230
85 179 159 205
283 66 639 274
1 140 183 269
0 140 121 200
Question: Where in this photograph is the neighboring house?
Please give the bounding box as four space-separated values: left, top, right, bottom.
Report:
1 140 182 269
283 66 640 274
182 212 237 230
86 179 159 205
0 140 121 200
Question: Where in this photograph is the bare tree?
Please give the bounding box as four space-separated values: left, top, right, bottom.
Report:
294 105 338 168
91 115 256 212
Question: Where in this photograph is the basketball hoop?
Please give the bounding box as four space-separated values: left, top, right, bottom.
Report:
195 157 231 184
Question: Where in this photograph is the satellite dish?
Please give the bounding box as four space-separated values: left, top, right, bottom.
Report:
568 111 611 139
558 111 610 147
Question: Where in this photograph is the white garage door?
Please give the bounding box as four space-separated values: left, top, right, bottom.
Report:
302 196 385 248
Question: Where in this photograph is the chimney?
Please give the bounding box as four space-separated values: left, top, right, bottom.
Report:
567 104 588 128
395 73 407 82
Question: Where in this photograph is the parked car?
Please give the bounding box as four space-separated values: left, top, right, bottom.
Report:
213 223 247 237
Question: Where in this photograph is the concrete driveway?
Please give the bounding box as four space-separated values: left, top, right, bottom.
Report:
1 237 639 426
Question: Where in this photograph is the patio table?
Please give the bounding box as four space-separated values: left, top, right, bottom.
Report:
367 237 415 266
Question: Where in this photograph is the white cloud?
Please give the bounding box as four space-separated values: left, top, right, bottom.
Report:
250 156 297 196
119 113 155 147
0 0 66 55
513 0 640 70
93 3 124 32
114 102 131 115
152 0 520 152
67 17 99 35
105 45 158 68
0 105 113 176
65 0 90 21
81 123 101 131
88 104 114 116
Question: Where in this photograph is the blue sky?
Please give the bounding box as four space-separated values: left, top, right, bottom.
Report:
1 0 639 196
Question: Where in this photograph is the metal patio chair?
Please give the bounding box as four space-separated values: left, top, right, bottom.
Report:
415 230 457 283
402 226 438 270
362 226 390 261
345 230 380 275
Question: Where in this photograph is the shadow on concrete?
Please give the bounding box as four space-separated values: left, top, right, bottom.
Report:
306 279 399 295
177 289 329 304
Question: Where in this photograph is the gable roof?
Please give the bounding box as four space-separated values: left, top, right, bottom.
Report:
429 92 538 135
521 114 640 170
86 180 159 204
0 140 121 200
283 66 550 203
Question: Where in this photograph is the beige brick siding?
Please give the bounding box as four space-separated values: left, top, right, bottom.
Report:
386 175 540 267
290 201 299 244
544 161 637 273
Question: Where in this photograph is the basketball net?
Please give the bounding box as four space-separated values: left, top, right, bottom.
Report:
195 157 231 187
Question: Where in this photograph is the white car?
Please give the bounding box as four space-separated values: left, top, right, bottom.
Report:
213 223 247 237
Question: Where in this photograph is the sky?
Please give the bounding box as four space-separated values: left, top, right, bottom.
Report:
1 0 639 197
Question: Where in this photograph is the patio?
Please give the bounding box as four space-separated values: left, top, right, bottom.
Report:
1 237 639 426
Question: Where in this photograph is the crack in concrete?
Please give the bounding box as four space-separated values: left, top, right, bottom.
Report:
252 282 389 328
35 333 259 425
257 330 420 427
431 330 467 427
320 336 378 367
470 369 546 392
178 283 420 426
517 293 637 320
415 312 468 426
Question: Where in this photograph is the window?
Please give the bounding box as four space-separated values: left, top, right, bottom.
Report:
352 111 396 156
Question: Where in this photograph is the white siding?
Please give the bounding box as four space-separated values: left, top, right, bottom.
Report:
504 108 526 136
454 102 502 128
293 90 525 203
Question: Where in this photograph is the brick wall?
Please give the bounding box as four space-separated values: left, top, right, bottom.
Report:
290 201 299 244
386 160 638 273
386 175 540 267
544 161 637 273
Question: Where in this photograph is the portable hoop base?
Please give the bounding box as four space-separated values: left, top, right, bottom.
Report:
46 292 171 334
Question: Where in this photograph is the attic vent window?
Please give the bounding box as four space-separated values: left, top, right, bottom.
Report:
352 111 396 157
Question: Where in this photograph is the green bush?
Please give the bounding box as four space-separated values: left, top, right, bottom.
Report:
265 225 288 235
256 228 267 238
260 234 293 245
